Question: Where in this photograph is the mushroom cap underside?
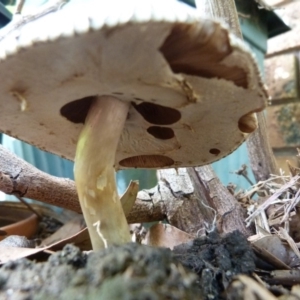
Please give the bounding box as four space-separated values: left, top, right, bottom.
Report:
0 0 267 169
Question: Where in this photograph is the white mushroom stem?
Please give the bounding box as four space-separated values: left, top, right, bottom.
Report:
74 96 131 250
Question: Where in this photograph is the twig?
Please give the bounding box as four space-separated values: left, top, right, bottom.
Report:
15 0 26 15
237 12 250 19
254 210 270 233
15 195 42 219
245 175 300 225
238 174 289 200
0 0 70 41
281 188 300 223
235 164 254 186
0 145 166 224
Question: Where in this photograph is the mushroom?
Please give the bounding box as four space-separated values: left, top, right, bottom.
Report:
0 0 267 250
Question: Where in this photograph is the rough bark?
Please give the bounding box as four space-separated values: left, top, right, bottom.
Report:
0 145 81 212
196 0 242 37
189 166 252 236
0 145 181 225
246 113 279 181
157 165 252 236
0 145 251 235
154 169 215 235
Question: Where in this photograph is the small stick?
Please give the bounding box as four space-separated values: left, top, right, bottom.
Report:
0 0 70 41
15 195 42 219
15 0 26 15
0 145 166 223
235 164 255 186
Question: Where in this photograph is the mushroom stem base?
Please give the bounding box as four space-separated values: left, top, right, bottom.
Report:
74 96 131 250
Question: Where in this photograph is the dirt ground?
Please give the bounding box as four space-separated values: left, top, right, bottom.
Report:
0 230 255 300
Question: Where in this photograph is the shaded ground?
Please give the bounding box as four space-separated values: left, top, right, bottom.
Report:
0 231 255 300
174 230 256 300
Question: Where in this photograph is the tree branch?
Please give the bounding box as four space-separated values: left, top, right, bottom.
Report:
246 113 279 181
0 144 81 212
0 0 69 41
189 166 252 236
0 145 253 236
0 145 179 225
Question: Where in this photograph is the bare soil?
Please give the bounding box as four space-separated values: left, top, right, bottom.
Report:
0 230 255 300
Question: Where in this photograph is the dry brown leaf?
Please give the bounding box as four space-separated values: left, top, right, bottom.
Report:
41 215 85 247
142 223 194 250
0 212 38 241
47 227 91 251
120 180 139 217
252 243 291 270
0 226 91 264
0 246 46 264
286 160 300 177
252 235 300 268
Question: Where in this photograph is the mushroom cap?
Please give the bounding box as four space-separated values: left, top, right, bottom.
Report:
0 0 267 169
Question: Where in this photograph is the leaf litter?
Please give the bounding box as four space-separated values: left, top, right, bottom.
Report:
2 159 300 298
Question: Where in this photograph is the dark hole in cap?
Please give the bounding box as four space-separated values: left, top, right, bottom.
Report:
147 126 175 140
119 155 174 168
132 102 181 125
209 148 221 156
60 96 96 124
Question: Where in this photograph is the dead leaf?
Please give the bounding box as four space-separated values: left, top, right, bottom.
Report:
0 246 46 264
252 242 291 270
142 223 194 249
0 227 91 264
0 214 38 241
252 235 300 268
41 215 85 247
47 227 91 251
287 160 300 177
120 180 139 216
